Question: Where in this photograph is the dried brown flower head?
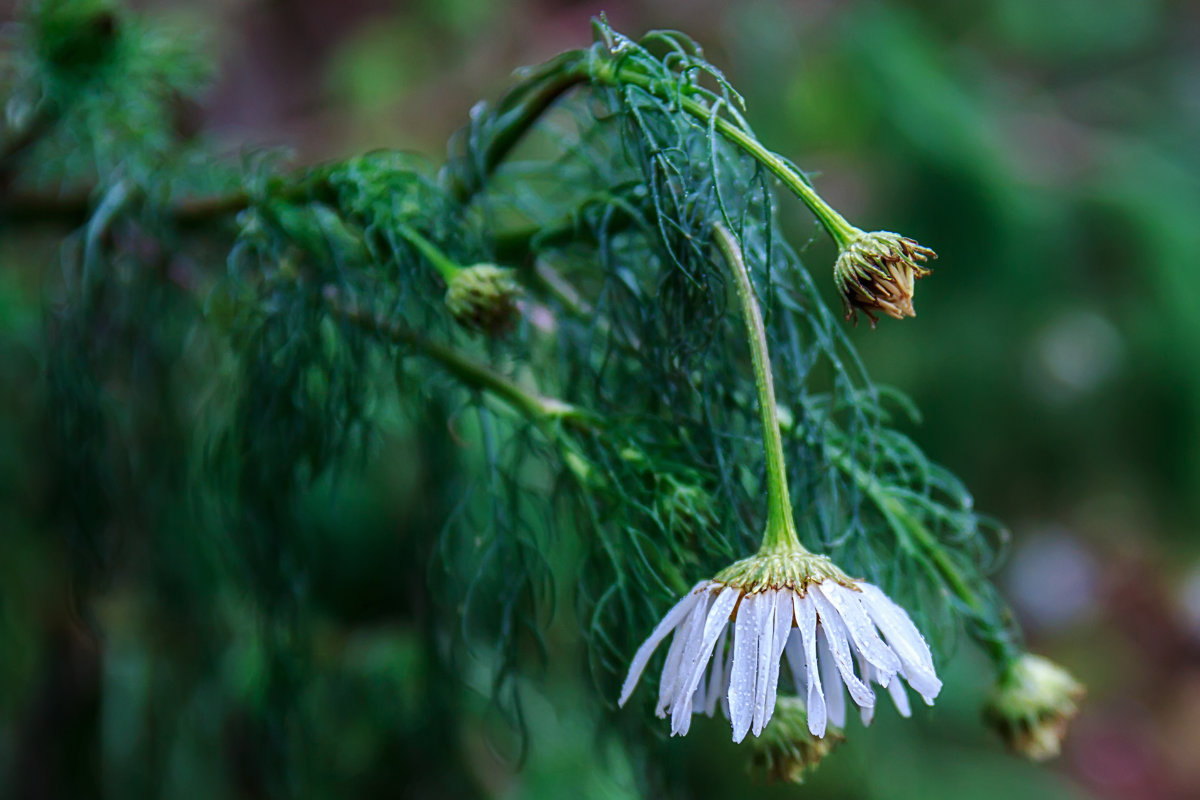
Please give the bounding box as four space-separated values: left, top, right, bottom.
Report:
833 231 936 326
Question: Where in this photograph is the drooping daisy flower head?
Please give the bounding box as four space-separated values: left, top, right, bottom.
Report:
833 231 936 326
619 549 941 743
984 653 1084 761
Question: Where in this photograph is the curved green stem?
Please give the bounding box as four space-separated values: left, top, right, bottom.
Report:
583 59 862 249
396 225 464 282
449 58 589 203
712 223 804 553
478 70 587 187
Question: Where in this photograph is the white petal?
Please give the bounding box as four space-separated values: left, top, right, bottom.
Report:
794 593 827 737
784 628 807 698
619 582 708 706
887 672 913 717
719 622 736 721
728 592 760 742
817 627 846 729
751 590 779 737
704 625 729 717
858 584 941 703
760 588 794 733
659 591 712 718
655 629 687 718
811 587 875 709
820 582 901 681
858 655 875 726
692 667 707 712
671 586 739 733
858 583 935 673
667 591 716 710
676 667 706 737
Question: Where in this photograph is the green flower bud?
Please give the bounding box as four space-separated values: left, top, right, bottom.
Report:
748 698 843 784
833 231 936 326
444 264 522 336
983 653 1085 761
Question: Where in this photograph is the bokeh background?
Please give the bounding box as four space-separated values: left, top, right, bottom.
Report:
2 0 1199 798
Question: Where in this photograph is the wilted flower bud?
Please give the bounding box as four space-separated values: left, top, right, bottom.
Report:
833 231 936 326
983 653 1084 761
445 264 522 336
748 697 842 784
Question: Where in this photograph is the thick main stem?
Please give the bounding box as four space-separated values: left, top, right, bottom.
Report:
712 223 804 553
586 61 862 249
331 296 588 425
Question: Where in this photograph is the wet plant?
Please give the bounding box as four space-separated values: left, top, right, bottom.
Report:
0 2 1079 794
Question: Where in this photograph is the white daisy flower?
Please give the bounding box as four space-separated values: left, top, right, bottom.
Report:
618 551 941 742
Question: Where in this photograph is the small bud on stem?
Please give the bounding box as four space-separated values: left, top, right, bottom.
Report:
445 264 522 336
398 224 523 336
